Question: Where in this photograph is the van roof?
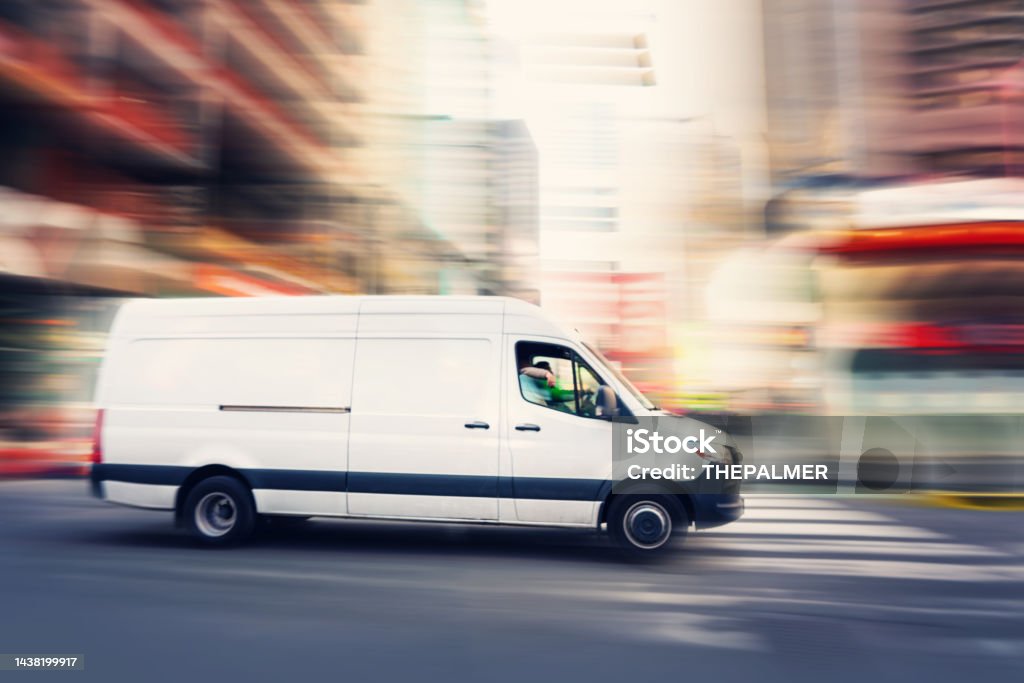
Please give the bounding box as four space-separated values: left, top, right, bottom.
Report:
112 295 572 338
118 295 537 315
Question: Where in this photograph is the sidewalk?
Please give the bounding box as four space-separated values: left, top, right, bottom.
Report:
908 490 1024 512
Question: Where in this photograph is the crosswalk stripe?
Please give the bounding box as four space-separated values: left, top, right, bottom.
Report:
738 496 845 509
706 521 946 539
716 556 1023 582
739 507 894 522
686 496 1020 581
694 538 1006 558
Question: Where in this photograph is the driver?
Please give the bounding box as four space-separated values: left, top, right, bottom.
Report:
518 360 576 410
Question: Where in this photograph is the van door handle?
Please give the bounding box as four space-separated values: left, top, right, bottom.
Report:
515 423 541 432
464 421 490 429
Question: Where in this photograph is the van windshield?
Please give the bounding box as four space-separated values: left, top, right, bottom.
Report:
582 342 657 411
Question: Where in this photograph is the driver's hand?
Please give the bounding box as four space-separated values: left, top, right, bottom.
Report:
546 372 556 387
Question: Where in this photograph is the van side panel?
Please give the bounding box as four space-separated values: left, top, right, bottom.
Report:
346 312 503 520
98 330 355 516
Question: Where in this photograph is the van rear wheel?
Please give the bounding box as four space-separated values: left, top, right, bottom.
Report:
607 495 687 560
183 476 256 546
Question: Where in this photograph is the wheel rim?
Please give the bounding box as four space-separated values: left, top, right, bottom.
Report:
623 501 672 550
195 492 237 537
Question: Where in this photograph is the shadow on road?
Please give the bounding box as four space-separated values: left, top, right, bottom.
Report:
73 517 686 567
0 482 697 569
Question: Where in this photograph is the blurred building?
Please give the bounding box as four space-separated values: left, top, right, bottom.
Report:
903 0 1024 175
751 0 1024 415
764 0 1024 182
365 0 539 298
0 0 543 451
0 0 369 444
0 0 530 305
0 0 494 447
0 0 376 297
408 118 538 299
521 29 680 398
489 119 540 302
502 0 766 407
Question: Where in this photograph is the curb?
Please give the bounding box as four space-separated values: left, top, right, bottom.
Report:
911 491 1024 512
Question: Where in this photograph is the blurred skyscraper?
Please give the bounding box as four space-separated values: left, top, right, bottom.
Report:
495 0 767 403
0 0 370 297
0 0 378 445
903 0 1024 175
764 0 1024 183
0 0 541 450
366 0 539 298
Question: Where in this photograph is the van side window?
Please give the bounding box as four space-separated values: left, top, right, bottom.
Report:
515 341 610 418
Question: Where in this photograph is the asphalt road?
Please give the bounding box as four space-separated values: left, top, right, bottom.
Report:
0 481 1021 683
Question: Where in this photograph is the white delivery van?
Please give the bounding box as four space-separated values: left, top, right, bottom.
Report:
90 296 743 556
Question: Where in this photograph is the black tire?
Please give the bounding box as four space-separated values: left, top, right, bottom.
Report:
183 476 256 546
607 494 687 560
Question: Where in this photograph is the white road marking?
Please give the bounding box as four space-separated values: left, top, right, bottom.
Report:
719 555 1024 582
707 521 946 539
696 538 1006 558
740 496 846 509
692 496 1024 583
739 507 894 522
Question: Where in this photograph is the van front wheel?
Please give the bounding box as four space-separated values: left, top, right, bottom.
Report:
607 495 687 559
183 476 256 546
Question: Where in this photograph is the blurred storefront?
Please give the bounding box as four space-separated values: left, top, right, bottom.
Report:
0 0 371 294
763 0 1024 181
0 0 522 472
756 0 1024 418
710 178 1024 416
